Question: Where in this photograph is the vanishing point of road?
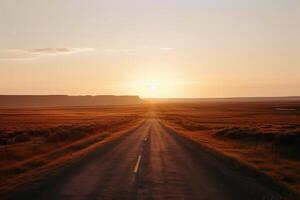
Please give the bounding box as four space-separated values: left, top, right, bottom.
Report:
9 118 289 200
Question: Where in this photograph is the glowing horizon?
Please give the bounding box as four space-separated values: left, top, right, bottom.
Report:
0 0 299 98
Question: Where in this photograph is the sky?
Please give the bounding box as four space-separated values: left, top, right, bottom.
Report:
0 0 299 98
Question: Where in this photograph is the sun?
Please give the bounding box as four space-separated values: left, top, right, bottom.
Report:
132 79 178 98
149 84 157 91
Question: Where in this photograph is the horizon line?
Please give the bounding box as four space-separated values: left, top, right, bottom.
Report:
0 94 300 99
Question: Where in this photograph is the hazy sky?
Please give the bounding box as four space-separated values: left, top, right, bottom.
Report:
0 0 299 98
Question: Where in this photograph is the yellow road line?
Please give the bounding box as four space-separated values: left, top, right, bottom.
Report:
134 155 142 173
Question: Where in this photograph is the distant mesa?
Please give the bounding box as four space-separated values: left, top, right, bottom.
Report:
0 95 143 107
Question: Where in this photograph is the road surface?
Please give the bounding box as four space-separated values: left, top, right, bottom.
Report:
10 119 288 200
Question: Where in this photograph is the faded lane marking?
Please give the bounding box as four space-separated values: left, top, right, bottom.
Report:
134 155 142 173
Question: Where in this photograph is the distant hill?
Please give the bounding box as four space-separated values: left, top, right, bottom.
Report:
147 96 300 103
0 95 143 107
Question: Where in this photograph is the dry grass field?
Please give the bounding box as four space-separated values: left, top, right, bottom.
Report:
1 102 300 196
0 105 147 190
156 101 300 193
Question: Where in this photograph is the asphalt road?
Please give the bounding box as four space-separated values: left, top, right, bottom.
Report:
10 119 289 200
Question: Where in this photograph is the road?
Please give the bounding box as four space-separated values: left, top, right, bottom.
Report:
10 119 288 200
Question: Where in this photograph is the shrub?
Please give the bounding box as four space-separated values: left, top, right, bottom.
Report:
46 125 88 143
14 133 31 143
215 127 262 140
69 128 88 140
44 118 134 143
215 127 300 148
28 129 51 137
275 132 300 147
0 138 8 145
46 132 69 143
173 120 210 131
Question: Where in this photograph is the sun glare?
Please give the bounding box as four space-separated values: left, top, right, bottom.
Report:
130 77 182 98
149 84 157 91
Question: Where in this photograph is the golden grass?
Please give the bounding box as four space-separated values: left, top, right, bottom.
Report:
0 105 148 191
1 102 300 195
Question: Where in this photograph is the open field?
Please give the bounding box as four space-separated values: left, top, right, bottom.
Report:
156 101 300 193
4 116 296 200
1 102 300 199
0 105 147 191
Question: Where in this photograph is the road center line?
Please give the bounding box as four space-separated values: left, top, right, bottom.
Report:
134 155 142 173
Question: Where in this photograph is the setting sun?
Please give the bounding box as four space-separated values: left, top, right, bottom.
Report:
129 79 182 98
149 84 157 92
0 1 299 98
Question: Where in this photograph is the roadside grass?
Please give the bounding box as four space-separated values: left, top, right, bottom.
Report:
0 119 142 180
156 102 300 195
0 105 148 192
215 127 300 148
0 117 138 166
0 121 144 195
